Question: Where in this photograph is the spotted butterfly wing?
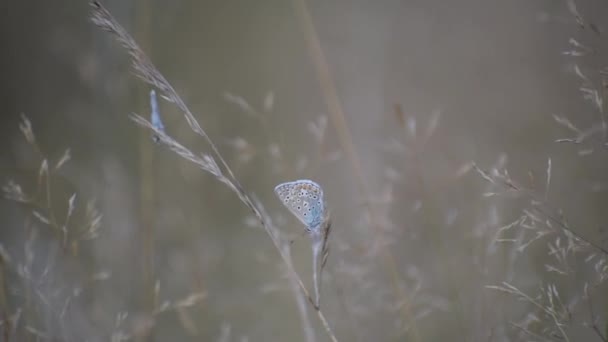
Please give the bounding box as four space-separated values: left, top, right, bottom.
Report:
274 179 324 231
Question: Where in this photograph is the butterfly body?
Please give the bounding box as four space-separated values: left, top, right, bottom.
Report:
274 179 325 231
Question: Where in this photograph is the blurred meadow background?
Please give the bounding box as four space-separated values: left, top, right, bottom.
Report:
1 0 608 341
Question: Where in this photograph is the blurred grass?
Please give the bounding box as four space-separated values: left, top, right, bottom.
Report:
1 0 608 341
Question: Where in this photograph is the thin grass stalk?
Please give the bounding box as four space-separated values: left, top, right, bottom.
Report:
290 0 421 340
255 196 316 342
90 2 337 341
284 242 316 342
134 0 157 316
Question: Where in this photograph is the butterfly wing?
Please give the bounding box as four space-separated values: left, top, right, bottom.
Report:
150 90 165 143
274 179 324 230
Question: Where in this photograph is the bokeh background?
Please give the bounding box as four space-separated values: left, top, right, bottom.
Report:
1 0 607 341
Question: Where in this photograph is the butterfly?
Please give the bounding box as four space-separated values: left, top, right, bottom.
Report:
274 179 325 231
275 179 330 309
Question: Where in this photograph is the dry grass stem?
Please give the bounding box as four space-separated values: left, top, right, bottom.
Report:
291 0 421 339
91 1 337 340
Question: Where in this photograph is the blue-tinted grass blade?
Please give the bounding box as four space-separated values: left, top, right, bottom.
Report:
150 89 164 143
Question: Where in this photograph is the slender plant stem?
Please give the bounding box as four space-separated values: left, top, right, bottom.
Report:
134 0 157 321
90 2 338 341
290 0 421 340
